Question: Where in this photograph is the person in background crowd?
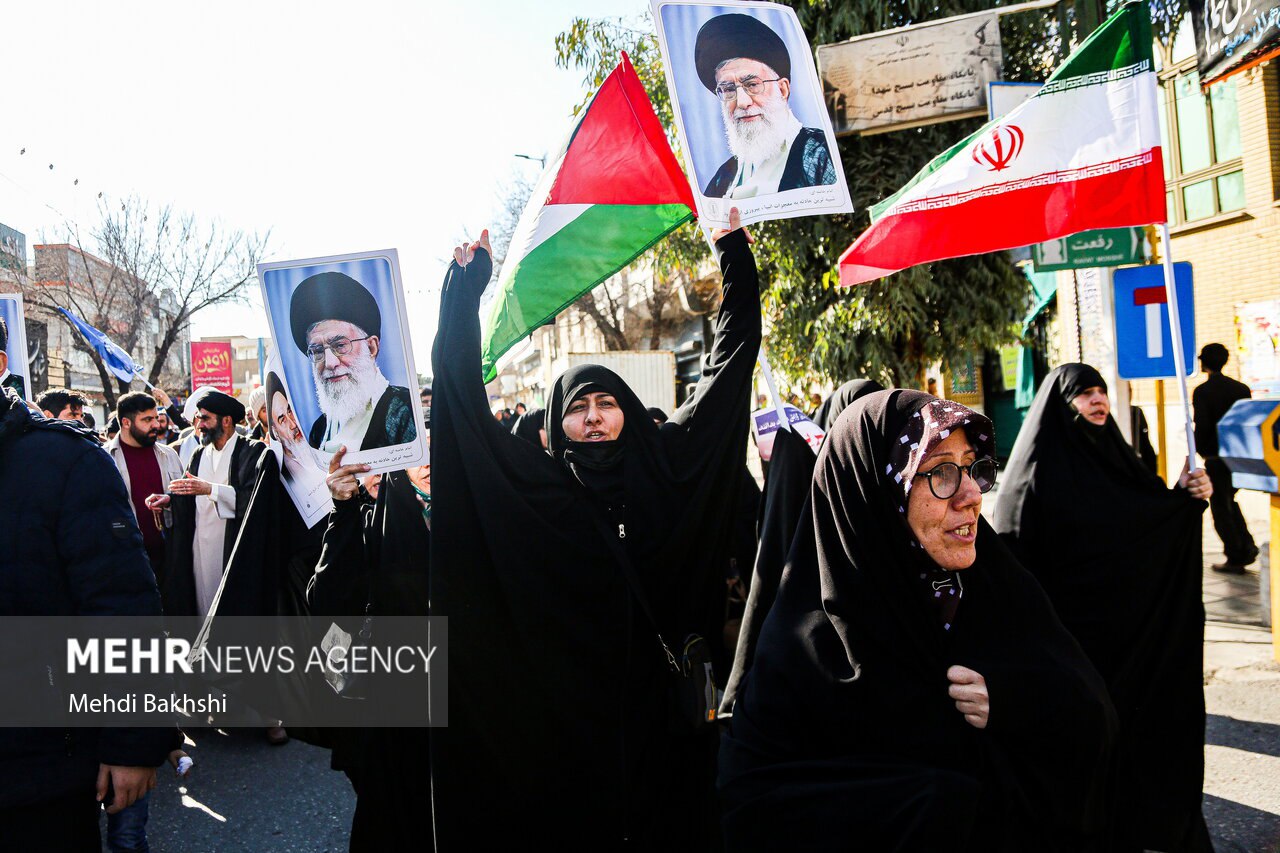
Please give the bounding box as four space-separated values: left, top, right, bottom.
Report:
721 378 883 716
927 377 939 397
105 416 120 442
82 410 97 431
721 391 1116 851
514 401 527 416
150 388 191 433
509 407 547 449
1192 343 1258 573
995 364 1213 852
429 210 759 847
104 392 185 586
0 385 181 852
1129 405 1158 475
155 407 179 445
37 387 87 421
420 385 432 425
808 391 822 413
151 390 267 623
248 385 269 442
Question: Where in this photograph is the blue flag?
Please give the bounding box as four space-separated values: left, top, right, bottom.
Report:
56 307 141 384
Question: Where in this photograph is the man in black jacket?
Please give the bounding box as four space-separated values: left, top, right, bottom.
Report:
0 387 175 850
1192 342 1258 573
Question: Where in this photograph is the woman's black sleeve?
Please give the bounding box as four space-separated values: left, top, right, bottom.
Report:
668 229 763 445
308 498 375 623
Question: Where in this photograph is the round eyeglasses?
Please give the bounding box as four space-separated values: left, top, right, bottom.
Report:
714 78 781 101
306 336 370 363
912 458 998 500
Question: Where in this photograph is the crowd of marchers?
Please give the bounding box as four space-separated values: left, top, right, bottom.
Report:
2 210 1259 853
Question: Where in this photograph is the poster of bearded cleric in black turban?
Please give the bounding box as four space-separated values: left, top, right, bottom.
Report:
652 0 852 228
258 249 427 475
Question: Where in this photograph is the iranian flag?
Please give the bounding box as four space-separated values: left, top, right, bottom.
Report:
840 1 1163 286
480 52 696 380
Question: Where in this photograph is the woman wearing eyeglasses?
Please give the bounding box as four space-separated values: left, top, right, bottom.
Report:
719 390 1116 852
995 363 1214 853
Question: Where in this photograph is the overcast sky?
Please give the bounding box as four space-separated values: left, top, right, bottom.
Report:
0 0 649 373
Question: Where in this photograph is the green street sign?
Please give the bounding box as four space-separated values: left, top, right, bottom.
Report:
1031 227 1146 272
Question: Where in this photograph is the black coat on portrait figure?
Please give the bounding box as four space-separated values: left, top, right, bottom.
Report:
161 437 268 621
309 470 432 852
721 390 1117 852
994 364 1213 852
307 384 417 451
429 231 760 849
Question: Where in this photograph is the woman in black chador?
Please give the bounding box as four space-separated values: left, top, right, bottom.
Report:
721 390 1116 851
429 214 760 848
994 363 1214 852
721 378 883 715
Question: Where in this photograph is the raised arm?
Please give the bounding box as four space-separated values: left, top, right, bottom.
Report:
668 212 763 448
431 233 506 438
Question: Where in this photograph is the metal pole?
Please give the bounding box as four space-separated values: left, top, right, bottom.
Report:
757 347 790 431
1154 379 1167 484
1158 222 1198 470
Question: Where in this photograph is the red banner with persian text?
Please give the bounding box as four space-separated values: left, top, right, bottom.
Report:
190 341 234 393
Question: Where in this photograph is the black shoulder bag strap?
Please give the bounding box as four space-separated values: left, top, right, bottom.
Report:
587 509 680 674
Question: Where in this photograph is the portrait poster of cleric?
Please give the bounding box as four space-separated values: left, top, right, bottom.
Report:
258 249 427 476
262 348 333 528
652 0 852 228
0 294 30 400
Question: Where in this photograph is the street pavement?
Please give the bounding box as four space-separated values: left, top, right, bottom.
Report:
110 726 354 852
1201 498 1280 853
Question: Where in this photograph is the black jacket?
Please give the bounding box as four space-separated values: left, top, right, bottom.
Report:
1192 371 1251 457
0 388 176 808
307 384 417 452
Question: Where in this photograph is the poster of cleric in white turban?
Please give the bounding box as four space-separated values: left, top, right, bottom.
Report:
652 0 852 228
258 249 426 475
261 349 333 527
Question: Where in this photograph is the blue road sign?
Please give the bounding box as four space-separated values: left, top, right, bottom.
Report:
1113 263 1195 380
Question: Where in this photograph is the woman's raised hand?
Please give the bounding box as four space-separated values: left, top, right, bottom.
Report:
947 665 990 729
453 229 494 268
710 207 754 244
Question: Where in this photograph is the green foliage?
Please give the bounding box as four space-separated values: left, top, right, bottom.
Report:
555 1 1154 387
555 14 711 284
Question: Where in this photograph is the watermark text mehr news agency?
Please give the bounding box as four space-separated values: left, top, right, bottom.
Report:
66 637 439 676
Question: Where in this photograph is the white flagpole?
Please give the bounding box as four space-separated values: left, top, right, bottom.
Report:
1158 222 1198 472
757 347 792 432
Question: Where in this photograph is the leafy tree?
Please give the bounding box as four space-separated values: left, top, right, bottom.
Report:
556 1 1177 386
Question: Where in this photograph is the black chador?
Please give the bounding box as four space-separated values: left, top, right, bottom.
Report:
721 390 1116 852
429 230 760 848
994 363 1213 852
310 469 433 852
721 378 882 714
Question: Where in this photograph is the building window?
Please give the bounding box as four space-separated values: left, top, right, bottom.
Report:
1157 23 1245 224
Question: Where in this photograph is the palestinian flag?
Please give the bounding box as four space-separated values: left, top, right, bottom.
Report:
840 1 1163 286
481 52 696 380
